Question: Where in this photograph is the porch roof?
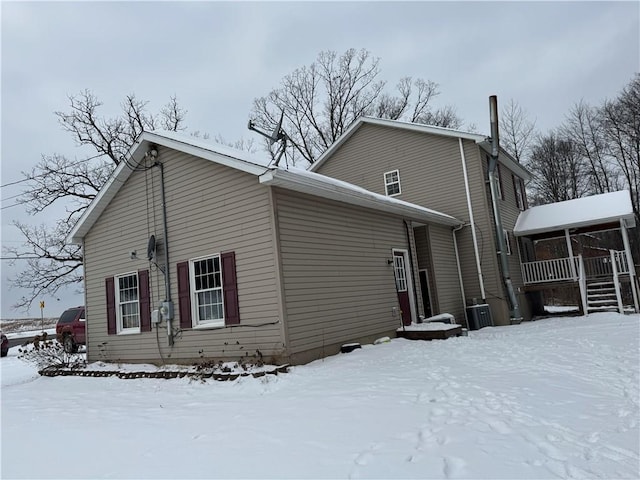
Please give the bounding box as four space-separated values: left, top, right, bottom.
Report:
514 190 636 236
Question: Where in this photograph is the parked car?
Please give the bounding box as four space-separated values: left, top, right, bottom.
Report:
56 306 86 353
1 332 8 357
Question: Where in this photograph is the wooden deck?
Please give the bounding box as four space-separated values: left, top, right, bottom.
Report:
396 325 463 341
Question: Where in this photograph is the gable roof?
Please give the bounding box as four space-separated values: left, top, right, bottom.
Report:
310 116 531 180
513 190 636 236
67 131 462 244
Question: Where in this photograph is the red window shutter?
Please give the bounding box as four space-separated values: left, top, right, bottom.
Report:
177 261 192 329
105 277 116 335
221 251 240 325
139 269 151 332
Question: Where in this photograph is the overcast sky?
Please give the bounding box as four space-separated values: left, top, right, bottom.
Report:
1 1 638 319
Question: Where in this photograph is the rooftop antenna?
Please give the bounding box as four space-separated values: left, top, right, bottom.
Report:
248 110 288 167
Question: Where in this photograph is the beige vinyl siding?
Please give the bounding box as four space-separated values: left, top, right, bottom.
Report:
476 154 535 322
84 147 284 364
405 222 424 318
480 156 532 321
428 224 466 323
316 124 492 307
274 188 409 355
413 225 439 313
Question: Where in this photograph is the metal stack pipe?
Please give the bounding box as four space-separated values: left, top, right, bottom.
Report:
488 95 522 323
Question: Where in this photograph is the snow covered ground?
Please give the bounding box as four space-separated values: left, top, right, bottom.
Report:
1 312 638 479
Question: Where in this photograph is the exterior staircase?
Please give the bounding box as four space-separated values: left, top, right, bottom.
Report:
586 280 619 312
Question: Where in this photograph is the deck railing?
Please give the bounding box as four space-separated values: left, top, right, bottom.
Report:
521 251 629 285
521 256 579 284
612 250 630 274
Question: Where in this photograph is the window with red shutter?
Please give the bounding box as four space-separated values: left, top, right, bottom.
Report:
179 252 240 328
221 251 240 325
105 277 116 335
139 269 151 332
177 261 192 329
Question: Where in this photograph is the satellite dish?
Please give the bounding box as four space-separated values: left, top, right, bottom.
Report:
147 235 156 261
269 110 284 146
248 109 300 167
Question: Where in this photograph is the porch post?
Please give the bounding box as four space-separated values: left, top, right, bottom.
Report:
578 255 589 316
565 228 578 280
620 218 640 313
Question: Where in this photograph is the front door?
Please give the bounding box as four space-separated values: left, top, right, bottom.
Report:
393 251 412 326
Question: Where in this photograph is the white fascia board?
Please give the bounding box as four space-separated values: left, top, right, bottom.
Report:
477 142 532 181
143 132 269 175
259 168 462 227
310 119 362 171
66 131 269 244
514 190 636 236
514 214 637 237
66 137 146 245
359 116 486 142
311 116 486 172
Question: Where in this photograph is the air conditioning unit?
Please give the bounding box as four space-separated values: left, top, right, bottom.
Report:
466 304 493 330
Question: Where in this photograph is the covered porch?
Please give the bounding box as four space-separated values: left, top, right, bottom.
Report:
514 191 639 315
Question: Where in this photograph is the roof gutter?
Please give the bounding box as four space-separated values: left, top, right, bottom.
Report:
488 96 522 323
259 168 462 227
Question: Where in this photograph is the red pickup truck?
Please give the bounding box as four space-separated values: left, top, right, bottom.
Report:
56 306 86 353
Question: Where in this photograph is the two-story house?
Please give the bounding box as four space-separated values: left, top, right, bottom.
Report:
310 116 533 327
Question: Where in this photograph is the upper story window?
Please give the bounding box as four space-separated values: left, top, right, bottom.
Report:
513 174 527 210
190 255 224 327
384 170 401 196
503 229 512 255
116 272 140 333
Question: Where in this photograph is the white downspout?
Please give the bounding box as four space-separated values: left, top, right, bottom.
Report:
452 224 468 327
458 137 486 300
620 218 640 312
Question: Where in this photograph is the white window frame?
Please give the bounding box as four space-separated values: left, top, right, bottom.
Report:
503 229 512 255
190 254 225 328
115 272 140 334
384 169 401 196
391 248 417 323
393 255 408 292
513 174 525 211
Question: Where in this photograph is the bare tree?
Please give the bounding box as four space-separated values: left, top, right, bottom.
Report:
250 48 462 165
499 99 536 163
562 100 620 194
4 91 187 310
526 132 588 205
599 74 640 257
600 75 640 215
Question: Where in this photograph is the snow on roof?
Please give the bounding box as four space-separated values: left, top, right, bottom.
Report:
514 190 635 236
152 130 273 168
260 167 462 227
67 130 461 244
